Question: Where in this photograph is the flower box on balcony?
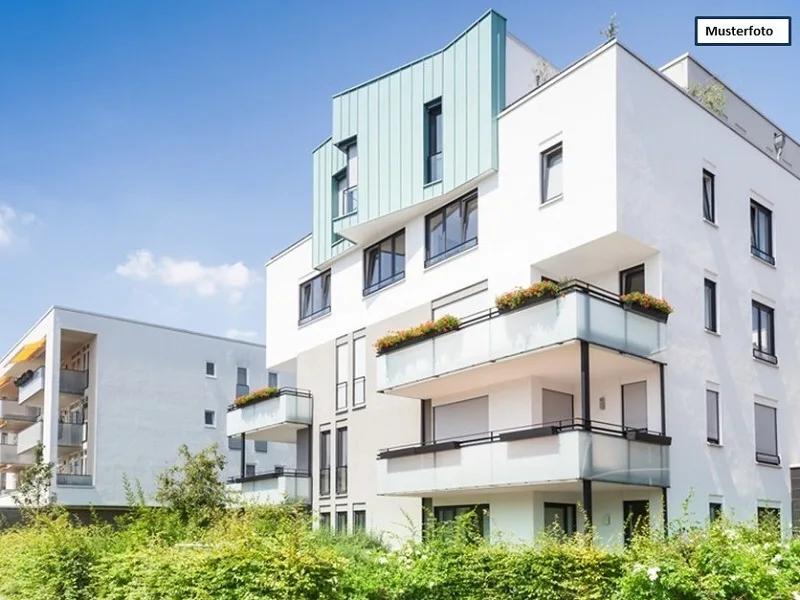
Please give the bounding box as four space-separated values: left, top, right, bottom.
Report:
374 315 460 356
620 292 673 323
233 387 280 409
495 280 561 313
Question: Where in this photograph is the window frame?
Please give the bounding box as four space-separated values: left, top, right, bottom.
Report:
750 200 775 264
425 99 443 184
335 510 348 534
205 361 216 378
544 502 578 536
540 142 564 204
298 270 332 325
706 389 720 444
363 229 406 296
752 300 777 364
702 169 715 223
236 367 248 386
228 437 243 451
268 371 278 388
204 410 216 428
335 340 348 412
433 503 490 538
424 190 478 268
754 402 779 465
335 426 348 496
709 502 723 522
244 463 256 478
254 440 268 453
319 430 331 497
353 509 367 533
319 512 331 530
352 335 366 408
704 278 717 332
619 264 645 295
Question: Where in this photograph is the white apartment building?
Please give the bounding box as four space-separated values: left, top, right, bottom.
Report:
257 11 799 544
0 306 284 510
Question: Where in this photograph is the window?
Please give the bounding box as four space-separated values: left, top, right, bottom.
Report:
335 426 348 495
620 264 645 295
754 403 779 465
336 142 358 217
541 143 563 203
228 437 243 451
336 341 348 411
757 506 781 532
706 390 720 444
320 430 331 496
425 99 443 184
752 301 776 363
336 511 348 534
750 200 774 264
544 503 577 536
299 270 331 325
245 463 256 478
434 504 490 538
353 335 366 407
704 279 717 332
425 191 478 267
623 500 650 546
204 410 216 427
702 170 715 222
254 441 268 453
319 512 331 530
268 371 278 388
363 229 406 295
353 509 367 533
709 502 723 522
205 361 216 377
236 367 248 386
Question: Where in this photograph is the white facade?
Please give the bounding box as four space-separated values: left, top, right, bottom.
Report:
0 307 289 508
262 27 798 543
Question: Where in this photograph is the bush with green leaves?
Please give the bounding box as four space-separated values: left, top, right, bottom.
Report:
3 447 800 599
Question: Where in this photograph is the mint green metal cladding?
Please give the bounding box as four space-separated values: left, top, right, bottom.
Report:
311 10 507 267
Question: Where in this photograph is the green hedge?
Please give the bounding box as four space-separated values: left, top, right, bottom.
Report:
0 508 798 600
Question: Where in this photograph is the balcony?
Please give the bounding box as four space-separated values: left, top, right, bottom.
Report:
0 443 33 467
376 282 667 398
227 468 311 505
0 399 40 431
17 420 86 456
377 420 670 497
56 474 93 486
17 367 89 406
226 388 312 443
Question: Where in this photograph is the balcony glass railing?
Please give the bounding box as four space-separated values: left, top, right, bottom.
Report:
226 468 311 504
17 367 89 404
57 474 92 486
226 388 313 439
376 419 670 496
17 420 86 454
377 281 667 392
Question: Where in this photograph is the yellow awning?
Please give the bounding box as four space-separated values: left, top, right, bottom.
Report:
8 338 46 364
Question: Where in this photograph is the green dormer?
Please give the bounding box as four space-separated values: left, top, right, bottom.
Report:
311 10 508 267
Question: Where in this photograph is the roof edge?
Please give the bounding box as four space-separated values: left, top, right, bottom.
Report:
332 9 506 99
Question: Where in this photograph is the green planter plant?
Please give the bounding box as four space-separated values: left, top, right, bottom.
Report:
495 280 561 313
374 315 460 355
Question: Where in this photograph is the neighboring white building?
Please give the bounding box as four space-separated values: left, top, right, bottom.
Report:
256 10 798 544
0 306 283 510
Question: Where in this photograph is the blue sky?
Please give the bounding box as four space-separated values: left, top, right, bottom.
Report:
0 0 796 349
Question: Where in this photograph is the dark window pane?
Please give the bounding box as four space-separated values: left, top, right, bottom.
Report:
444 202 462 250
427 212 444 258
463 198 478 241
394 232 406 274
366 247 381 287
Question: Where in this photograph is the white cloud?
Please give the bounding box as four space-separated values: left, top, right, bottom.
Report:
116 249 256 304
0 205 37 246
225 328 258 340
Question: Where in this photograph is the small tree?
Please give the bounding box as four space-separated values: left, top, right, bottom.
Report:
155 443 228 528
689 81 726 117
15 442 54 519
600 13 619 40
